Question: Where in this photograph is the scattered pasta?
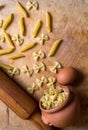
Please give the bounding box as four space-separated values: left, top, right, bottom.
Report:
2 13 14 30
17 1 29 17
4 32 15 47
33 62 46 73
47 77 56 87
12 34 24 46
0 19 3 27
9 53 25 60
26 1 39 10
32 20 42 37
49 61 62 73
33 50 45 61
21 65 33 76
0 47 15 55
21 42 36 52
36 75 48 88
19 17 25 36
46 11 51 32
37 33 49 45
0 34 5 42
0 63 13 70
27 82 39 94
7 67 20 77
48 39 62 57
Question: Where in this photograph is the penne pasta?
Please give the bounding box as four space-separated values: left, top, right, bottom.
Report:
4 32 14 47
19 17 25 36
48 39 62 57
32 20 42 37
2 13 14 30
46 11 51 32
0 63 13 70
0 47 15 55
17 1 29 17
21 42 36 52
9 53 25 59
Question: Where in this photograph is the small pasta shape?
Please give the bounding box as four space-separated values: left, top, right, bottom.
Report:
7 67 20 77
0 47 15 55
46 12 51 32
19 17 25 36
4 32 14 47
21 42 36 52
32 20 42 37
0 34 5 42
2 13 14 30
17 2 29 17
48 39 62 57
0 19 3 27
0 63 13 70
9 54 25 59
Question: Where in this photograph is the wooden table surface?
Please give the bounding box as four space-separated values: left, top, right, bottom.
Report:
0 0 88 130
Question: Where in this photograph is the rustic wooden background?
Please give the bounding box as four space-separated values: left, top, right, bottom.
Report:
0 0 88 130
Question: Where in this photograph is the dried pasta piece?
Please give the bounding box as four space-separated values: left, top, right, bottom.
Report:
33 62 46 73
7 67 20 77
28 82 39 94
26 1 39 10
37 33 49 45
32 20 42 37
47 77 56 87
19 17 25 36
27 87 34 94
12 34 24 46
36 78 43 88
0 34 5 42
9 53 25 60
38 62 46 71
0 47 15 55
2 13 14 30
46 11 51 32
0 19 3 27
33 64 40 73
33 50 45 61
41 75 48 84
17 1 29 17
21 65 33 76
48 39 62 57
21 42 36 52
0 63 13 70
4 32 14 47
49 61 62 73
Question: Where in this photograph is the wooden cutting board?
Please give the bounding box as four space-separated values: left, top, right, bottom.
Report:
0 0 88 130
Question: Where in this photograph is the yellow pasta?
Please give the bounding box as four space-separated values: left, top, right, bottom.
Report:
2 13 14 30
21 42 36 52
4 32 14 47
32 20 42 37
46 12 51 32
9 54 25 59
48 39 62 57
19 17 25 36
0 47 15 55
17 1 29 17
0 63 13 70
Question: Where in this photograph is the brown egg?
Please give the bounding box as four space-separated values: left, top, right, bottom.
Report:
57 67 77 85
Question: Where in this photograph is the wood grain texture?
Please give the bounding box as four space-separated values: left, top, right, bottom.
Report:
0 0 88 130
